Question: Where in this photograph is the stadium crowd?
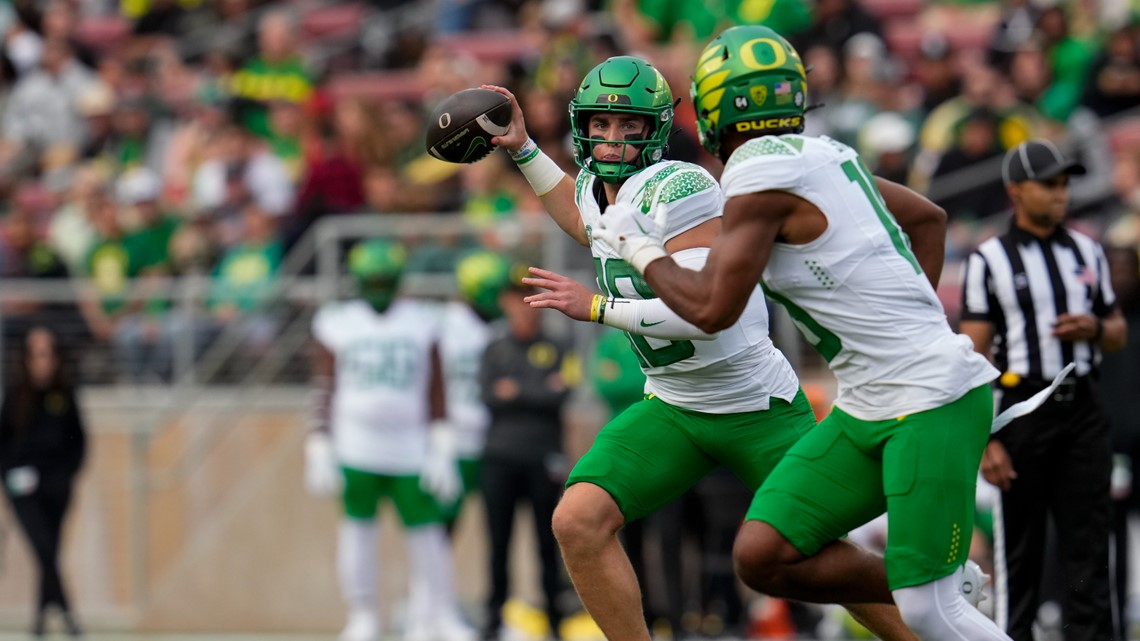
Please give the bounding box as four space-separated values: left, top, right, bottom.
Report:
0 0 1138 638
0 0 1134 381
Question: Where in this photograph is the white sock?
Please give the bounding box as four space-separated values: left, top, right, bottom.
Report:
339 519 379 613
405 524 463 624
892 567 1012 641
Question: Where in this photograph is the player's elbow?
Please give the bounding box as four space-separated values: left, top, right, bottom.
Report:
692 306 740 333
923 202 948 227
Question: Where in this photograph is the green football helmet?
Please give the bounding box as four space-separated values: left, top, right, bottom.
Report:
348 239 407 312
569 56 675 184
454 249 513 320
691 26 808 158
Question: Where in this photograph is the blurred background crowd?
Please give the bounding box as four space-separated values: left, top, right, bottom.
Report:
0 0 1137 638
0 0 1135 384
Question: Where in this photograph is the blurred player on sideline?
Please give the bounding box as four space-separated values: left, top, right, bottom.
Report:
594 26 1006 641
304 240 475 641
483 56 916 641
438 249 514 529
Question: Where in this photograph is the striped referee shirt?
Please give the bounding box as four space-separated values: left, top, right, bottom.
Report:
961 221 1117 380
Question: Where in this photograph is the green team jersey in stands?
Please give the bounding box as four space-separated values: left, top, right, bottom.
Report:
312 298 439 475
231 55 313 139
719 134 998 420
577 160 799 414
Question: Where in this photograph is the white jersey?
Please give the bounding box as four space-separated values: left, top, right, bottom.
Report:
312 298 440 474
440 300 493 459
576 160 799 413
720 135 998 420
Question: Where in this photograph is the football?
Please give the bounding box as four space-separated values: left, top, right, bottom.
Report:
425 88 512 164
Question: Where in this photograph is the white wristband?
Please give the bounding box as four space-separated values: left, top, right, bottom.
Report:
626 242 668 274
517 148 565 197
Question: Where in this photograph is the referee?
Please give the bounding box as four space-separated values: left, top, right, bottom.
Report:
960 139 1127 641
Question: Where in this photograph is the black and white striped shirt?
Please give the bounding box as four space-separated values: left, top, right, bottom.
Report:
961 221 1117 380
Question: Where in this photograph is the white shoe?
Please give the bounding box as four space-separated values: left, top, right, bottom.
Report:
961 560 990 608
340 610 381 641
437 618 478 641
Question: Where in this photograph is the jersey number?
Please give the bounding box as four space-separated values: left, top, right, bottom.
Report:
841 159 922 274
594 257 695 368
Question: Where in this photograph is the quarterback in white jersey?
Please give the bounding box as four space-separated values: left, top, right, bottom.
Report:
598 26 1008 641
304 240 473 641
485 55 914 641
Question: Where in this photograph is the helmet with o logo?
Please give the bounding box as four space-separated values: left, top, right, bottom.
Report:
569 56 675 184
691 26 808 158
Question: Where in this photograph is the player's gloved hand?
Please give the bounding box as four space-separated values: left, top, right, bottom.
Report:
594 202 669 274
304 432 341 497
420 421 462 504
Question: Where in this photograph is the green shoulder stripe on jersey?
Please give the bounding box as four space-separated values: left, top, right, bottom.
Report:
723 136 799 173
779 135 805 152
840 159 922 274
761 283 842 362
652 170 716 211
575 170 591 199
634 164 688 212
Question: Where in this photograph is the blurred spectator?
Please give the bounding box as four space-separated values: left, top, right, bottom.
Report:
131 0 191 39
37 1 97 69
791 0 879 57
0 38 95 178
1034 5 1100 123
77 193 137 353
288 97 390 240
109 93 173 177
204 206 282 359
264 98 311 183
192 124 293 240
0 208 73 349
46 163 106 275
913 61 1037 191
75 81 117 169
3 12 45 78
929 107 1010 220
112 168 186 382
823 33 891 147
0 326 85 639
1082 24 1140 119
857 111 914 184
230 10 314 140
913 33 963 118
801 44 842 139
989 0 1040 70
162 80 234 210
459 154 532 228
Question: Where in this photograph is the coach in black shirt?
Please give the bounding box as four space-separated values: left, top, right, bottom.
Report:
960 140 1127 641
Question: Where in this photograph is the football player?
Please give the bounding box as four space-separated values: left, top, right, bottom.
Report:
437 249 513 529
596 27 1007 641
305 240 474 641
484 56 916 641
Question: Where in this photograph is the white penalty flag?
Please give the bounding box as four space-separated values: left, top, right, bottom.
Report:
990 362 1076 434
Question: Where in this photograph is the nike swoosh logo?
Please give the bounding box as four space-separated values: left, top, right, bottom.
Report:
633 217 649 235
640 319 665 327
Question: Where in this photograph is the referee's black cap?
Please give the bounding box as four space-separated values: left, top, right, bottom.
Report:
1002 139 1087 186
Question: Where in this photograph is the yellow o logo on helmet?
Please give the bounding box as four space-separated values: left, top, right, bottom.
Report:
739 38 787 71
607 93 620 103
